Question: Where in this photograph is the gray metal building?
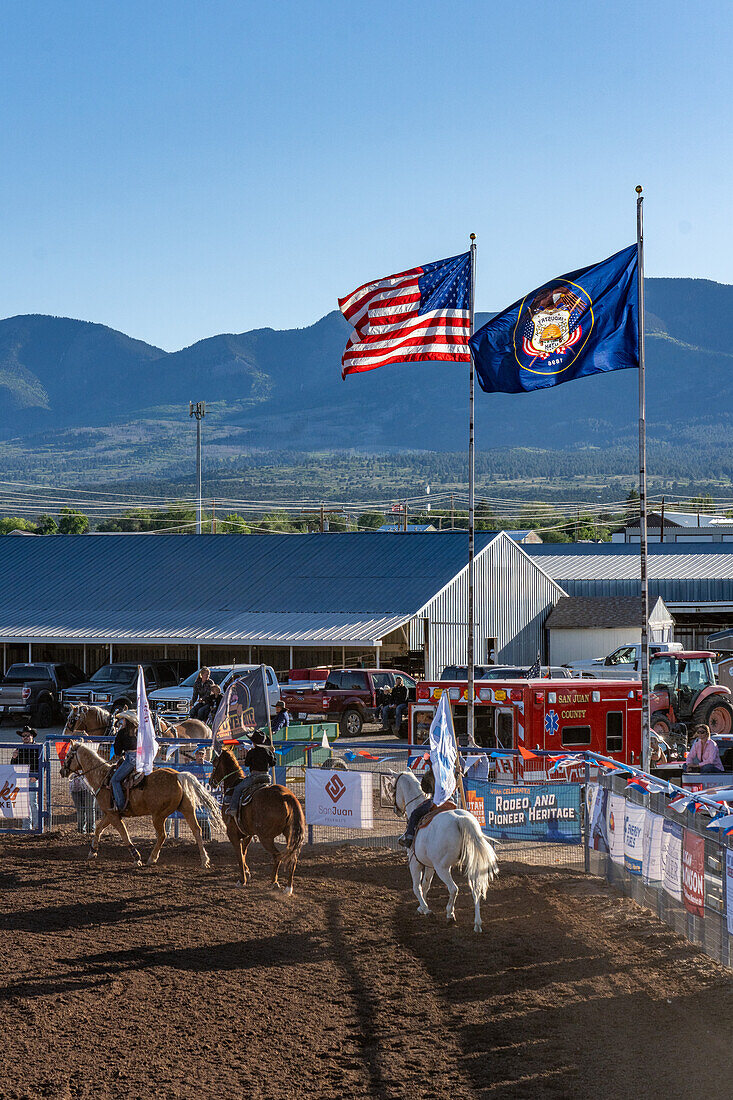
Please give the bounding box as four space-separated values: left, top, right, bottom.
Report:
0 531 565 678
525 542 733 650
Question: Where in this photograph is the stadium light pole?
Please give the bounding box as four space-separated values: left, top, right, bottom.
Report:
189 401 206 534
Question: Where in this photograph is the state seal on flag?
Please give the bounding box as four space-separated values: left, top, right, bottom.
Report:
514 281 593 376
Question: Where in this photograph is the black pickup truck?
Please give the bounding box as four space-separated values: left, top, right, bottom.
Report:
60 660 182 714
0 663 86 727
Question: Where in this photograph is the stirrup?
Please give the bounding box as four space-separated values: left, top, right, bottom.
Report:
398 833 413 848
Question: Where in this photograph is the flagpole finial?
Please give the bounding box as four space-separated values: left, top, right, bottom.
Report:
635 184 643 194
470 233 476 241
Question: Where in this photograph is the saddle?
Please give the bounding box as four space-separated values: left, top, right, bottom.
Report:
102 770 147 812
239 774 272 809
416 800 457 834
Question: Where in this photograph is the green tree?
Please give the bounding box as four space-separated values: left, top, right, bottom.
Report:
0 517 37 534
58 508 89 534
36 514 59 534
357 511 385 530
221 512 250 533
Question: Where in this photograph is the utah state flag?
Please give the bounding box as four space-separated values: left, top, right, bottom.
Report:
469 244 638 394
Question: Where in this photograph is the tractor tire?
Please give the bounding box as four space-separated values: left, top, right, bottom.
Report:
702 699 733 737
651 711 671 738
340 708 363 737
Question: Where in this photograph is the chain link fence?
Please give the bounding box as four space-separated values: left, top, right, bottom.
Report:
589 771 733 969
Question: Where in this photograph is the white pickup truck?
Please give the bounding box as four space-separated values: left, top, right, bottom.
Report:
566 642 683 679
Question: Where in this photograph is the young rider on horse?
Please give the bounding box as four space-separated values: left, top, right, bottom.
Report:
398 763 435 847
227 730 277 818
110 718 138 813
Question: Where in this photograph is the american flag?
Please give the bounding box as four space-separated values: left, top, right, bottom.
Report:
527 652 542 678
339 252 472 379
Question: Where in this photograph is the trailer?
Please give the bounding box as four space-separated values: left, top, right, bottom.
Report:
411 677 643 780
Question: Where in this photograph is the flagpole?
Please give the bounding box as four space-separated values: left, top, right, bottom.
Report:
636 186 650 772
467 233 477 749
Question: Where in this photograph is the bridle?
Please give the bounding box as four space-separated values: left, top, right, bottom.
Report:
65 705 112 738
60 744 110 795
391 772 425 819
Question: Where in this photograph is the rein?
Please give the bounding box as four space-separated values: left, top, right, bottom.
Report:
211 768 242 790
393 774 424 818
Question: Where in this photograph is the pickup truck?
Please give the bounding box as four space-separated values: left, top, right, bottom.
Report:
149 664 280 722
0 662 86 727
281 668 417 736
566 643 683 679
61 660 181 713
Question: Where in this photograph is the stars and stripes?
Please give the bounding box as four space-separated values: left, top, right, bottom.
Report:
338 252 472 379
527 652 541 678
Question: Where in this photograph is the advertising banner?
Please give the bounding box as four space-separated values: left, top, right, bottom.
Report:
726 850 733 936
586 785 609 852
0 765 30 819
623 802 646 876
212 667 271 740
661 819 683 902
682 829 705 918
607 793 625 866
470 781 580 843
642 811 664 885
305 769 373 829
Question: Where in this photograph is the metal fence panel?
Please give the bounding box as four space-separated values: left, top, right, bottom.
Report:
0 741 42 832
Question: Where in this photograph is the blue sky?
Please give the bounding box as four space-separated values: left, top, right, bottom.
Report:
0 0 730 350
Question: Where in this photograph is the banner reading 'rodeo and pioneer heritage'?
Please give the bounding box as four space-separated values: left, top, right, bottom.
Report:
305 770 373 829
469 782 580 843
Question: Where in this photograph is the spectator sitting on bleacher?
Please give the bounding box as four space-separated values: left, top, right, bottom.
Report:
684 724 724 773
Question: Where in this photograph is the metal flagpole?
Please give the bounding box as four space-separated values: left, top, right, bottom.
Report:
467 234 477 747
636 186 650 771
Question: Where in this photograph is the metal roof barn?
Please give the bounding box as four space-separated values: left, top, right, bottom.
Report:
0 531 565 677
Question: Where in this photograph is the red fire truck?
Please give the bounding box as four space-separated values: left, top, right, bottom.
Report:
411 677 643 779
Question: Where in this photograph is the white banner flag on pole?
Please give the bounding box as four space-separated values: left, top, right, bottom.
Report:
429 691 457 806
136 666 159 776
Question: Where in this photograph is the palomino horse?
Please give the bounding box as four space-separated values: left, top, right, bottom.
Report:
65 703 115 741
209 748 305 894
388 770 499 933
60 741 224 868
110 708 212 744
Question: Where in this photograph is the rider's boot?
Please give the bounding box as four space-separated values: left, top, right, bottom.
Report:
398 831 414 848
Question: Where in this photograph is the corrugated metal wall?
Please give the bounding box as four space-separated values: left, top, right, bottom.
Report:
409 535 565 678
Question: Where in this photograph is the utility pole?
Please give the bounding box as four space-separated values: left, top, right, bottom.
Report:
660 496 665 544
189 401 206 534
403 499 408 532
320 503 324 533
212 499 216 534
451 493 455 530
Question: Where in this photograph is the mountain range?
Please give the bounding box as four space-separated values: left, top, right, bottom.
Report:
0 278 731 466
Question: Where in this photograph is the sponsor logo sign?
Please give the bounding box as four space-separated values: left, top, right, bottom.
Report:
0 765 30 818
623 802 646 876
607 793 626 866
465 789 485 827
661 819 683 902
682 829 705 918
305 769 373 829
642 810 664 885
726 850 733 936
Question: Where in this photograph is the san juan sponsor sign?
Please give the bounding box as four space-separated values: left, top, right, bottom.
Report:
682 829 705 918
470 782 580 843
0 765 30 819
305 769 373 829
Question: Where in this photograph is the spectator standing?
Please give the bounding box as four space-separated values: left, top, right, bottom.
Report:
69 771 96 834
271 700 290 736
183 745 212 840
390 676 409 734
11 726 40 828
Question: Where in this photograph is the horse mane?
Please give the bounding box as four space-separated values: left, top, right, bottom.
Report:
75 741 110 768
219 748 244 778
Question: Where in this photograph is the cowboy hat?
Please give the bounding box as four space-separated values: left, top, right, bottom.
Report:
15 725 38 739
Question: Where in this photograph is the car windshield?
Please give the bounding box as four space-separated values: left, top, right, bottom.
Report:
90 665 137 683
3 665 47 681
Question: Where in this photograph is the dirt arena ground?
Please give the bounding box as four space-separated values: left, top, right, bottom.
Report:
2 832 733 1100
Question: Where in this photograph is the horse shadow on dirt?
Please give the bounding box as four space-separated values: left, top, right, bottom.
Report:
0 930 329 1004
0 897 197 933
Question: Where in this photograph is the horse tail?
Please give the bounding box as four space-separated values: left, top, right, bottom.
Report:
457 813 499 900
178 772 225 834
284 791 306 857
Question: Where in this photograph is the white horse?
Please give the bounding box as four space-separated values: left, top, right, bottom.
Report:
390 770 499 933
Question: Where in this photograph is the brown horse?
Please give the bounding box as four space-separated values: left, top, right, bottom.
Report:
64 703 114 740
209 748 305 894
60 741 224 868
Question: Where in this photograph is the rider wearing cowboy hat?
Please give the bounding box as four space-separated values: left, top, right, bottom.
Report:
11 726 40 828
227 730 276 818
110 714 138 813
